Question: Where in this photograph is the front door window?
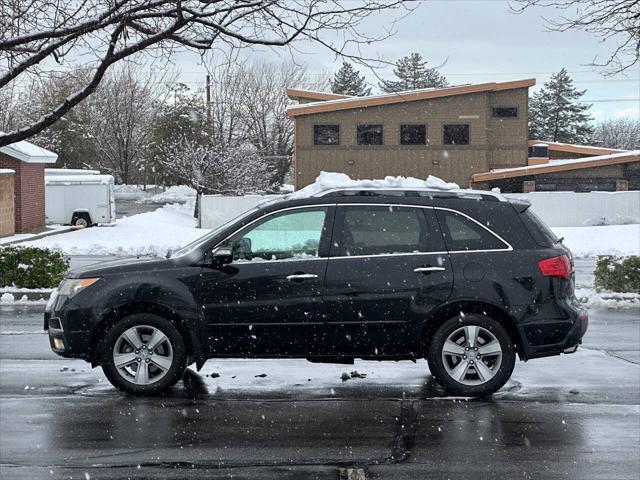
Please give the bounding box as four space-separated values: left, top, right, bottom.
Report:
226 208 328 262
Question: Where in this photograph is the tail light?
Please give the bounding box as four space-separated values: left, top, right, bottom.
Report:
538 255 572 279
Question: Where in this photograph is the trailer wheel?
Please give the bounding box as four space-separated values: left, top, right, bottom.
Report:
71 212 92 228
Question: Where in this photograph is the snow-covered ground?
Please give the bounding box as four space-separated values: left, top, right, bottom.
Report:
21 201 209 257
555 223 640 258
138 185 196 204
113 184 196 204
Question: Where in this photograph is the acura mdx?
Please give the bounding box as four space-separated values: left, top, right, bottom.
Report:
45 186 588 396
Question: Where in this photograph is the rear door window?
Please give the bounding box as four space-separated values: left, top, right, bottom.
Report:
332 205 439 256
436 209 510 252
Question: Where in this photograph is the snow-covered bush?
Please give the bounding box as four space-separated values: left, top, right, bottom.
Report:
0 247 68 289
594 256 640 294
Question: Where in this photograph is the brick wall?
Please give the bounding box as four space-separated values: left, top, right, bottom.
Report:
0 171 15 237
0 153 46 233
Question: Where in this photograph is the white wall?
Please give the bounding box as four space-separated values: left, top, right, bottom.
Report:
199 191 640 229
199 194 283 229
504 191 640 227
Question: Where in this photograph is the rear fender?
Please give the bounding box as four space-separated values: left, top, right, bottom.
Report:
419 299 527 360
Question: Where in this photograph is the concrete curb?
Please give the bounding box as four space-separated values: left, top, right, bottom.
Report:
1 226 79 246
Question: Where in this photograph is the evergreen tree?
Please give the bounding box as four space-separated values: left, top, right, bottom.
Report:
380 53 448 93
528 68 593 143
330 62 371 96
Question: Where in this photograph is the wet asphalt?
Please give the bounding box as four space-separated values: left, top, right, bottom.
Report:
0 259 638 479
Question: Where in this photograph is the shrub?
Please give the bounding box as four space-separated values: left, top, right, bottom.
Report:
0 246 69 289
594 256 640 294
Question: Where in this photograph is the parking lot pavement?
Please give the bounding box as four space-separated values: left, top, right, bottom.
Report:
1 253 639 479
1 300 638 480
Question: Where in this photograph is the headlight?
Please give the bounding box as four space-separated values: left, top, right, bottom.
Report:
45 288 59 313
59 278 100 299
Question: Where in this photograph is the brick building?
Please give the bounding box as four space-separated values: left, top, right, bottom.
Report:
0 139 57 235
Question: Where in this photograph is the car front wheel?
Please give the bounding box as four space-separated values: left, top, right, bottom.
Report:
427 314 516 397
100 313 188 395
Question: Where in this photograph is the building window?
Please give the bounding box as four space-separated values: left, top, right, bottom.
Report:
443 124 469 145
314 125 339 145
357 124 383 145
492 107 518 118
400 124 427 145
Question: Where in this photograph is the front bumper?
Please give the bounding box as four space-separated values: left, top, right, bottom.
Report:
45 295 97 360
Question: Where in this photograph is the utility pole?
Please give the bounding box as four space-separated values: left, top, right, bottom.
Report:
206 74 211 126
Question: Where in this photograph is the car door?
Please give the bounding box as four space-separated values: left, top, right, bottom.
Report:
196 205 334 356
322 204 453 357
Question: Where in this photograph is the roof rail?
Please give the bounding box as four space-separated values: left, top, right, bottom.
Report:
313 186 506 202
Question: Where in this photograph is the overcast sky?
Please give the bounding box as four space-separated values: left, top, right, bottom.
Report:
171 1 639 120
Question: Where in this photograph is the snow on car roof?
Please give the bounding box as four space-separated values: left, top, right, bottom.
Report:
287 171 506 201
289 172 460 199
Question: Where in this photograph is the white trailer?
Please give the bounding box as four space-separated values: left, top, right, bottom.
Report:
44 174 116 226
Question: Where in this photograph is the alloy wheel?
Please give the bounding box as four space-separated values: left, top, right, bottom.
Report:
441 325 503 386
112 325 174 385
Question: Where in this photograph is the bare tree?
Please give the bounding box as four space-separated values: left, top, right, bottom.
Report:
511 1 640 75
239 61 327 184
3 69 97 168
591 117 640 149
84 65 166 183
158 137 276 215
208 61 246 148
0 0 406 147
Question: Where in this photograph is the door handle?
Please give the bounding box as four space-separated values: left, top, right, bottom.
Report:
286 273 319 281
414 266 446 273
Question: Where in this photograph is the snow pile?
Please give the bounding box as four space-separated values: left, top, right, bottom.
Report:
20 202 211 257
551 224 640 258
575 287 639 310
113 184 149 200
138 185 196 204
289 171 460 199
0 293 48 305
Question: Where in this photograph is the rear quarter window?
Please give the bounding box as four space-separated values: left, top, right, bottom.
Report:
520 209 559 247
436 209 509 251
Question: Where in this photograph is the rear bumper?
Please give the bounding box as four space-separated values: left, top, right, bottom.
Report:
521 307 588 360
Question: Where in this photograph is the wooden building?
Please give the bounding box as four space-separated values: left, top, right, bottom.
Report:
286 79 536 189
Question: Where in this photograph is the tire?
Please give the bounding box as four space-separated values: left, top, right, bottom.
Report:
100 313 188 396
71 212 92 228
427 314 516 397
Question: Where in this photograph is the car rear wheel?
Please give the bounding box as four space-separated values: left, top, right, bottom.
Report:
101 314 188 395
427 314 515 397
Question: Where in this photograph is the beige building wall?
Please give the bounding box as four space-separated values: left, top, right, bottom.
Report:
293 88 529 188
0 172 15 237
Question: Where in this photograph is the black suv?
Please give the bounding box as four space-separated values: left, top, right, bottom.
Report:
45 187 588 396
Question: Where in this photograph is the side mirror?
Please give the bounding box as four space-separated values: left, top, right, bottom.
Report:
211 247 233 265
